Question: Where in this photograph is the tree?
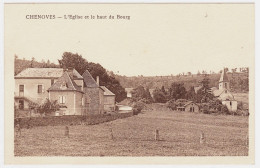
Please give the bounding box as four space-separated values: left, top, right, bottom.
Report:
58 52 88 75
58 52 127 102
153 87 167 103
131 85 152 104
196 76 214 103
168 82 187 100
30 57 35 68
186 86 196 101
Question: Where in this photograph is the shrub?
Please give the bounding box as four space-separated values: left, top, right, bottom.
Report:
221 105 229 115
132 101 145 115
166 99 176 110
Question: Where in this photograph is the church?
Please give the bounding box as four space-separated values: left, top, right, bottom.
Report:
211 68 237 112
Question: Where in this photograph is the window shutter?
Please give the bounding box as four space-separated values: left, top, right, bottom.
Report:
64 96 66 103
42 85 45 93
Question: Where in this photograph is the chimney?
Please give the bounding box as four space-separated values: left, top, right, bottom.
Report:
96 76 99 86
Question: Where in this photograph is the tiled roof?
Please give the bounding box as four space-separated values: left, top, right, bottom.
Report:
15 68 83 79
48 72 82 92
82 70 99 88
183 101 198 107
15 68 64 78
219 69 229 82
100 86 115 96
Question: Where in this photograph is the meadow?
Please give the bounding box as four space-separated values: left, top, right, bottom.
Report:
14 110 248 156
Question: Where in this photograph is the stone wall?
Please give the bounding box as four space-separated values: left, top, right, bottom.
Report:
14 112 133 128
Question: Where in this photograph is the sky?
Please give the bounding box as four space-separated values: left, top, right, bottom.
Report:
5 3 254 76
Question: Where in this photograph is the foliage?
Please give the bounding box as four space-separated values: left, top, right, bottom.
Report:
14 55 59 75
186 86 196 102
131 85 153 104
168 82 187 100
195 76 214 103
29 99 59 116
153 87 167 103
58 52 88 75
132 101 145 115
58 52 127 102
114 69 249 93
166 99 176 110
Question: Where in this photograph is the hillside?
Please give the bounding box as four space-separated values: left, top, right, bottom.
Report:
115 72 249 93
15 57 59 75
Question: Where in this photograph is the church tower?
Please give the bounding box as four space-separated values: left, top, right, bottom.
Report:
219 68 230 90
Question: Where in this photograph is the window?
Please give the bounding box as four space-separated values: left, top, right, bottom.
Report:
230 102 232 106
19 85 24 96
19 85 24 92
225 83 227 89
18 100 24 110
38 85 43 93
59 96 66 104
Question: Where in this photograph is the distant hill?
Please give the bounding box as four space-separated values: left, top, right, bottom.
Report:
114 72 249 93
14 56 249 93
15 57 59 75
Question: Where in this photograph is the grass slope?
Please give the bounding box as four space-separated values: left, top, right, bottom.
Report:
15 110 248 156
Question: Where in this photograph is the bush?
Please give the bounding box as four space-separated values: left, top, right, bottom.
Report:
220 105 229 115
132 101 145 115
166 99 176 110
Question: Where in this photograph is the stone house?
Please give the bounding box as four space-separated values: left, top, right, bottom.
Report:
177 101 199 112
14 67 104 115
100 86 115 112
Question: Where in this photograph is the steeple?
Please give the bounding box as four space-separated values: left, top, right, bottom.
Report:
219 68 230 90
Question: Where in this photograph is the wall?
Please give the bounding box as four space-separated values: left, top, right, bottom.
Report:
15 111 133 128
185 103 199 112
49 91 84 115
104 95 115 111
222 100 237 112
84 87 104 115
15 78 58 103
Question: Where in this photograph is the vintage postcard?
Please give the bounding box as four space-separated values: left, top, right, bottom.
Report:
4 2 255 165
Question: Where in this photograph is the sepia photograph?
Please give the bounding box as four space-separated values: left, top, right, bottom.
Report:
3 2 255 165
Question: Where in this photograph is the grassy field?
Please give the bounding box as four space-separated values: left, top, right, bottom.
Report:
14 110 248 156
233 92 249 104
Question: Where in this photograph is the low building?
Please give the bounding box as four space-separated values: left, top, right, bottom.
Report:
100 86 115 112
177 101 199 112
125 88 133 98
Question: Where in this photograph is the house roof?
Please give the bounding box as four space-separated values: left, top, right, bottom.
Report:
15 68 63 78
82 70 99 88
100 86 115 96
15 68 83 79
183 101 198 107
48 72 82 92
68 69 83 79
213 88 235 101
219 69 229 83
213 89 226 97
